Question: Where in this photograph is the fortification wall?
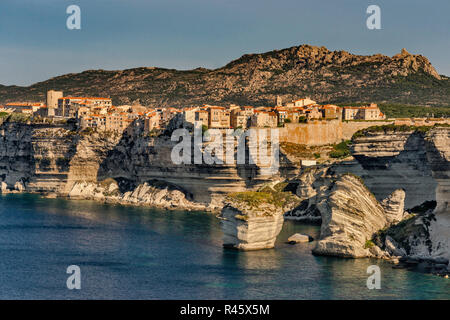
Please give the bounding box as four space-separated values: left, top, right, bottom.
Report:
280 120 393 146
341 121 393 140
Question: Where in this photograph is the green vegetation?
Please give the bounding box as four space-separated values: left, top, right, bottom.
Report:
298 116 307 123
5 113 31 123
352 123 450 139
313 152 321 159
329 140 351 158
280 142 320 159
364 240 375 249
0 112 9 118
227 185 300 210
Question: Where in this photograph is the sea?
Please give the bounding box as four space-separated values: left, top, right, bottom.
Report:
0 194 448 300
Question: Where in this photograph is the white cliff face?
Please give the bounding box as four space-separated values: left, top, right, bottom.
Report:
68 179 207 211
380 189 406 224
312 174 391 258
424 128 450 261
284 166 332 222
0 122 297 210
220 205 284 251
338 131 437 209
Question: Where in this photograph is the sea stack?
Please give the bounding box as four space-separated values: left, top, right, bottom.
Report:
219 191 290 250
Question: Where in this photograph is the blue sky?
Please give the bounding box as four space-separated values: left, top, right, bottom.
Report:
0 0 449 86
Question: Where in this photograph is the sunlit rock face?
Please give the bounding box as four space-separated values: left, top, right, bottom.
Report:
380 189 406 224
0 122 296 210
312 174 391 258
68 179 206 211
220 204 284 251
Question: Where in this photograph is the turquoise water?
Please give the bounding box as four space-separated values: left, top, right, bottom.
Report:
0 194 448 300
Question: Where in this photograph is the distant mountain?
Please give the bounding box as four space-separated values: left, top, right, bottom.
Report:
1 45 449 107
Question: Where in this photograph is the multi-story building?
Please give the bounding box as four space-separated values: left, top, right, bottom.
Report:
274 107 288 125
250 111 278 128
305 106 322 120
144 111 161 133
230 106 254 129
104 112 131 132
293 98 316 107
80 114 107 130
320 104 341 119
182 107 199 128
208 106 230 128
342 104 385 120
194 110 209 128
57 97 112 118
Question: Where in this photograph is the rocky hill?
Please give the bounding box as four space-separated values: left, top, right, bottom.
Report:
1 45 450 107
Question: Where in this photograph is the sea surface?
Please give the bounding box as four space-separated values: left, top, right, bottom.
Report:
0 194 448 300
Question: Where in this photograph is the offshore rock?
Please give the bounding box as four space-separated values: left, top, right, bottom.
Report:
287 233 312 243
219 195 287 251
312 174 392 258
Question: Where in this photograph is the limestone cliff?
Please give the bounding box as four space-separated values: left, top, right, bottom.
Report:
0 121 294 210
219 185 300 250
312 174 403 258
68 179 205 211
220 198 285 251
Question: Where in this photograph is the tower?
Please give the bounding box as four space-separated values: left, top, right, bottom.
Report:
276 95 282 107
46 90 63 117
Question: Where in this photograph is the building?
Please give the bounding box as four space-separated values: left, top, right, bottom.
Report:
230 106 254 129
305 106 322 120
57 97 112 118
144 111 161 133
104 112 131 132
194 110 209 128
342 104 385 120
208 106 230 128
250 111 278 128
320 104 341 119
293 98 316 107
46 90 63 116
161 108 182 126
5 102 44 113
182 107 199 128
274 107 288 125
80 114 107 130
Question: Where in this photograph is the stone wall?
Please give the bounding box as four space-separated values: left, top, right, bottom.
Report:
279 120 393 146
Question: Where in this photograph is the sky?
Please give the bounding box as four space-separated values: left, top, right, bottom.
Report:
0 0 449 86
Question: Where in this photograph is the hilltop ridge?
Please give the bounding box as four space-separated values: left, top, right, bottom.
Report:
1 44 449 107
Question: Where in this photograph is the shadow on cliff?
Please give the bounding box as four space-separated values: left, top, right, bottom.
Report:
350 130 439 209
96 120 195 200
0 119 79 192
